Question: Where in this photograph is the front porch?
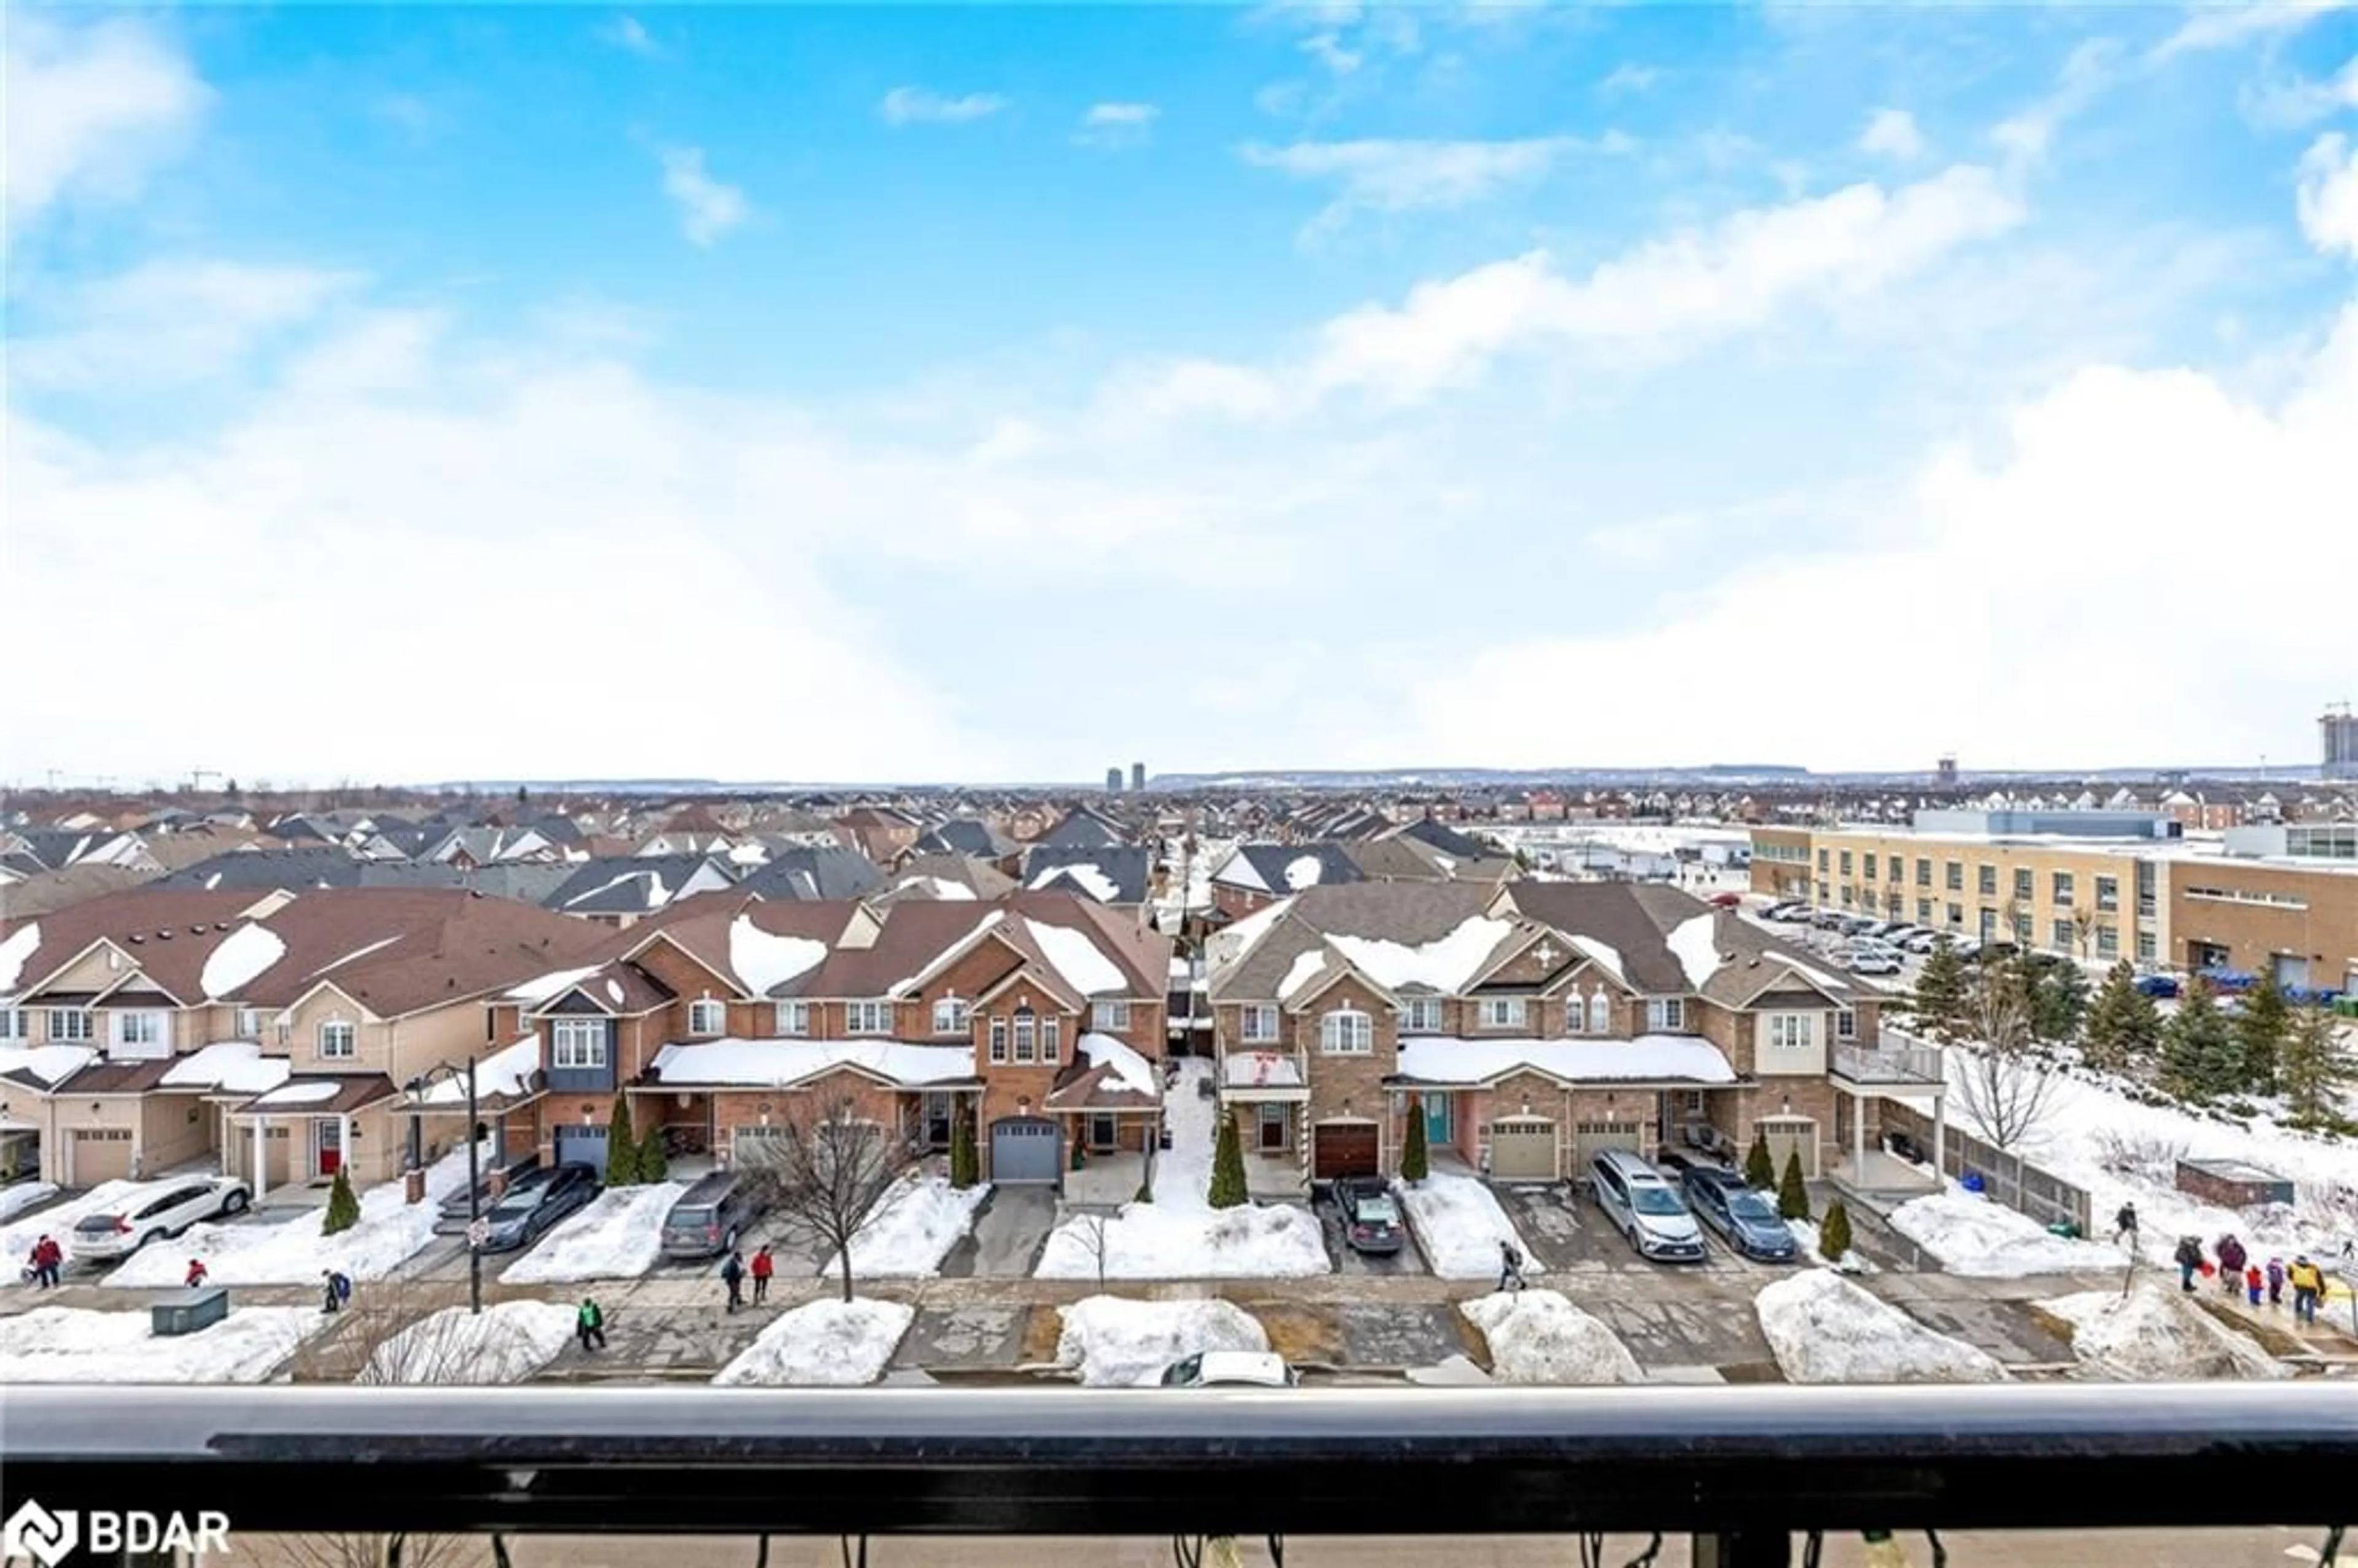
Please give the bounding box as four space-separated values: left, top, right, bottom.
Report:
1827 1030 1948 1201
1213 1054 1311 1200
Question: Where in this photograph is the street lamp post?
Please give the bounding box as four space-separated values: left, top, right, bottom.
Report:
407 1057 483 1316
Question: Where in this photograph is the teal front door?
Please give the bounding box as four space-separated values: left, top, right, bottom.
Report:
1424 1094 1452 1149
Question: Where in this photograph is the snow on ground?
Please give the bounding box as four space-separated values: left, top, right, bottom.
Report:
2038 1285 2288 1381
360 1301 578 1384
835 1176 989 1277
1395 1171 1541 1281
1889 1189 2125 1278
1786 1219 1874 1274
1053 1294 1269 1388
1460 1290 1643 1384
714 1298 914 1386
4 1179 150 1272
0 1305 322 1383
1756 1270 2009 1384
0 1182 60 1226
106 1144 479 1287
500 1182 687 1284
1035 1060 1328 1280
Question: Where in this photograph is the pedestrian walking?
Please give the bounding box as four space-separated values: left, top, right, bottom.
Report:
1496 1240 1527 1293
2244 1263 2263 1306
2266 1256 2286 1308
321 1269 351 1314
2112 1202 2139 1248
27 1235 63 1289
576 1298 606 1353
185 1258 208 1289
750 1244 774 1305
2287 1256 2325 1327
720 1248 746 1313
2215 1233 2247 1298
2173 1235 2204 1294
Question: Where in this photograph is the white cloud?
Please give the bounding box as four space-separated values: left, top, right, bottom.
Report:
597 15 660 57
1598 63 1660 96
1076 101 1159 149
1299 29 1363 74
1993 39 2120 163
1859 107 1927 161
2152 0 2353 60
2241 55 2358 126
10 260 359 390
2 14 209 223
657 146 749 246
2297 133 2358 258
879 87 1008 126
1242 135 1598 236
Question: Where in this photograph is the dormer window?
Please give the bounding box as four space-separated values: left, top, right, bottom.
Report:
1399 998 1443 1034
1090 999 1132 1031
1646 998 1685 1033
933 998 971 1036
688 999 726 1037
235 1007 261 1039
775 1001 811 1037
1318 1008 1372 1055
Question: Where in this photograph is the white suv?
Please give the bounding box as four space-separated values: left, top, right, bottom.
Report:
69 1178 252 1262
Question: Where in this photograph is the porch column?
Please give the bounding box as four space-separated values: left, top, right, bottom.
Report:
251 1116 269 1200
219 1104 233 1178
1931 1095 1947 1176
336 1113 352 1177
1854 1095 1868 1174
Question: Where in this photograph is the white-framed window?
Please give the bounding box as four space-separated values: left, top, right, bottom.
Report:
1587 993 1611 1034
1766 1013 1816 1052
776 1000 811 1036
114 1011 165 1049
846 999 893 1036
933 998 972 1036
1042 1017 1061 1065
1013 1011 1037 1064
689 999 726 1036
235 1006 261 1038
0 1008 21 1042
1319 1008 1372 1055
1478 997 1527 1031
1091 999 1132 1031
989 1016 1009 1064
319 1020 357 1060
49 1009 93 1044
551 1018 607 1069
1834 1009 1857 1041
1240 1004 1278 1044
1647 998 1685 1033
2096 925 2119 958
1401 998 1444 1033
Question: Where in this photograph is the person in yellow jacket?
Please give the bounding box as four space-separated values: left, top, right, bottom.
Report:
2286 1255 2325 1326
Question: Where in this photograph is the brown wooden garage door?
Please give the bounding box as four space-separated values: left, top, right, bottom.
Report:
1311 1121 1379 1180
1488 1119 1558 1181
72 1128 135 1186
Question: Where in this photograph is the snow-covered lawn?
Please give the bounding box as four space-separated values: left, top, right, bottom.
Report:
0 1305 322 1383
105 1144 478 1287
1395 1172 1540 1281
0 1182 60 1227
2037 1286 2287 1381
835 1176 989 1278
1755 1271 2009 1384
1460 1290 1642 1384
360 1301 578 1384
500 1182 687 1284
714 1298 913 1386
4 1179 149 1273
1053 1294 1269 1388
1786 1219 1872 1273
1035 1060 1328 1280
1889 1189 2124 1278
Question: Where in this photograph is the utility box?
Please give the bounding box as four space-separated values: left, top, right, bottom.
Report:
2176 1157 2295 1209
404 1168 426 1205
152 1286 229 1338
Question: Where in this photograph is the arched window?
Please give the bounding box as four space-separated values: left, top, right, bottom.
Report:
1587 992 1611 1035
1319 1008 1372 1055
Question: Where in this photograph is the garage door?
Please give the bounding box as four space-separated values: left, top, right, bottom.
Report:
72 1128 136 1186
1756 1117 1819 1180
990 1117 1062 1184
1311 1120 1379 1181
1488 1119 1558 1182
554 1124 609 1178
1573 1122 1643 1169
2271 953 2310 989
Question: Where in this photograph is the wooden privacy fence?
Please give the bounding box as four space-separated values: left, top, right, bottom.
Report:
1880 1100 2095 1236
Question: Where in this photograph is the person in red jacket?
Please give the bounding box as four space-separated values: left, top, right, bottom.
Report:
750 1243 775 1305
27 1235 63 1289
185 1258 209 1289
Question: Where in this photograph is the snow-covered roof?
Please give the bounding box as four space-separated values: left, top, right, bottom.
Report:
1395 1034 1737 1087
503 965 603 1005
1667 914 1724 990
1278 949 1331 1002
410 1034 542 1106
0 922 43 995
728 914 828 998
1283 855 1326 890
1221 1050 1302 1089
649 1038 975 1089
1324 915 1517 995
198 922 288 1000
1078 1032 1158 1098
1030 861 1120 902
157 1041 292 1096
1568 935 1625 985
886 912 1004 998
246 1080 344 1108
1025 919 1129 999
1768 954 1851 995
0 1042 96 1088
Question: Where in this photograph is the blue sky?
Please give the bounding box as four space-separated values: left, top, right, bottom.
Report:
7 2 2357 786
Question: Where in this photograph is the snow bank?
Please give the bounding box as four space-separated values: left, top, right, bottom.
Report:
106 1144 478 1287
0 1306 321 1384
4 1179 152 1270
1054 1294 1269 1388
1460 1290 1643 1384
1756 1271 2009 1384
836 1176 989 1277
1889 1190 2122 1278
2039 1286 2289 1381
714 1298 913 1386
1786 1219 1873 1274
360 1301 578 1384
1396 1173 1540 1280
0 1182 61 1226
500 1182 687 1284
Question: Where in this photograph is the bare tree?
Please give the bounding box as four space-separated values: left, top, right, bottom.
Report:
1070 1211 1113 1287
1953 968 2061 1152
736 1095 909 1303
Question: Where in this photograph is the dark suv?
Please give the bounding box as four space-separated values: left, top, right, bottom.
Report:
660 1171 767 1260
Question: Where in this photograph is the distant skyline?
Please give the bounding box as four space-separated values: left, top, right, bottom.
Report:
7 4 2357 786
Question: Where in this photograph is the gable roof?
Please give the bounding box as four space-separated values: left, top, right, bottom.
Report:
733 846 883 902
1021 844 1152 905
1033 806 1129 850
542 854 736 915
914 819 1014 858
1495 882 1862 1007
1215 844 1366 895
1208 882 1528 1004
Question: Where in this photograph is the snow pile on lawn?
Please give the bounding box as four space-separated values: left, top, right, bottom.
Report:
360 1301 578 1384
1786 1219 1872 1274
1889 1189 2122 1278
0 1182 60 1226
1054 1294 1269 1388
714 1298 914 1386
0 1306 320 1383
501 1182 688 1284
2037 1285 2288 1381
1035 1060 1328 1280
1756 1271 2009 1384
106 1145 480 1287
835 1176 989 1277
1460 1290 1643 1384
4 1179 151 1270
1395 1173 1541 1280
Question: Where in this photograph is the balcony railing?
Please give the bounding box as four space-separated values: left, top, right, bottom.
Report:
1832 1034 1945 1086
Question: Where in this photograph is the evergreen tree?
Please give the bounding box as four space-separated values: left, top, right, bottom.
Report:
515 785 529 808
1776 1149 1811 1222
1907 942 1972 1041
320 1168 360 1236
638 1125 669 1183
2082 960 2146 1071
1818 1200 1853 1262
949 1112 979 1190
2278 1006 2355 1127
2162 980 2243 1101
2233 971 2292 1095
602 1100 642 1186
1399 1096 1430 1184
2026 957 2089 1044
1207 1110 1248 1209
1744 1129 1775 1189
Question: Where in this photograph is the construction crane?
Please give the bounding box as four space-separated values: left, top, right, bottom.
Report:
190 766 220 792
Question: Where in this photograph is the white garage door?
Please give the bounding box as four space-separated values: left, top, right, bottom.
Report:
1573 1122 1642 1169
1756 1117 1819 1180
72 1129 136 1186
1488 1119 1558 1182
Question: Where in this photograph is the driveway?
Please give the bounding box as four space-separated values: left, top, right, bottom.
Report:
941 1187 1055 1279
1488 1184 1597 1275
1313 1192 1427 1276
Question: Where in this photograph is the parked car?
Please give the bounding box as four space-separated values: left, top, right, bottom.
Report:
1901 930 1947 955
660 1170 769 1260
1681 1168 1798 1262
1331 1176 1405 1256
1708 891 1743 909
1759 902 1802 922
1846 950 1904 976
1588 1149 1706 1263
1838 916 1881 937
70 1178 252 1262
476 1162 601 1253
435 1152 544 1232
2133 973 2181 998
1159 1351 1298 1388
1810 909 1851 931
